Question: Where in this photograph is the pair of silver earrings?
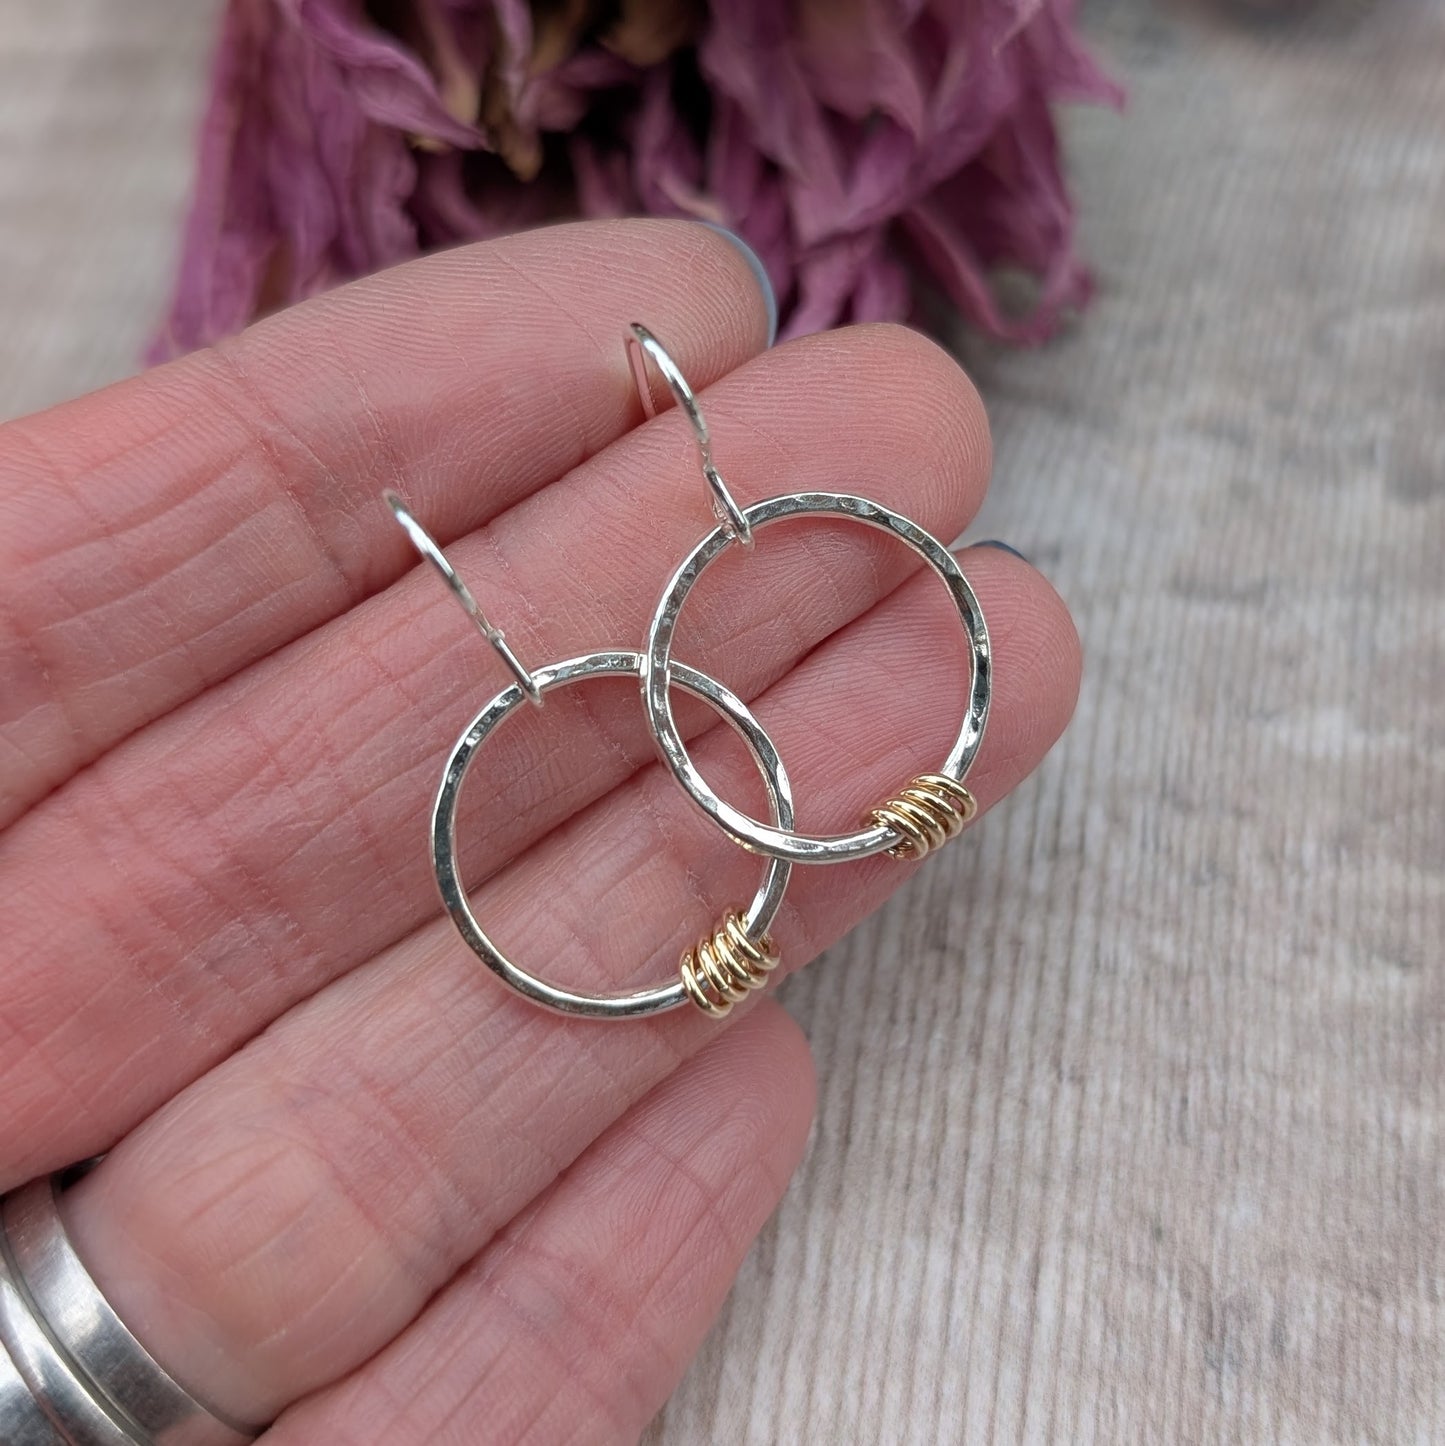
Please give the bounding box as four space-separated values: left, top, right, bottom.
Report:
388 325 991 1022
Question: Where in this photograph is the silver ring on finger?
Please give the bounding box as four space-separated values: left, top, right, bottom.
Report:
0 1176 263 1445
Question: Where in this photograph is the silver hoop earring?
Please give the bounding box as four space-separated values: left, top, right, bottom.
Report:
386 492 794 1020
629 327 992 866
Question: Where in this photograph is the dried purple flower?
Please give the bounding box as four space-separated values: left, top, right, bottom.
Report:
149 0 1120 361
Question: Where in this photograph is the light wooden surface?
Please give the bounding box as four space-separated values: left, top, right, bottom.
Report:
2 2 1442 1442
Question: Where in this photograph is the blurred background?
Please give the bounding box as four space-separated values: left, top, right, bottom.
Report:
2 0 1441 1440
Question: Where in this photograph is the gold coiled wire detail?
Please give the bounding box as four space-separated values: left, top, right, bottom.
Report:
680 911 780 1018
868 773 978 861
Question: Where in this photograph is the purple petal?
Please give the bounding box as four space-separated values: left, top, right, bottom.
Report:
150 0 1123 357
296 0 483 145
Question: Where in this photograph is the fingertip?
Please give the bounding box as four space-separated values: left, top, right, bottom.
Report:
713 321 993 546
842 321 994 498
700 223 778 346
965 541 1082 695
959 543 1083 801
687 1001 818 1178
973 539 1030 564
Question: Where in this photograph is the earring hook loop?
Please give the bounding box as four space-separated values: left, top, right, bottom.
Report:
625 323 753 549
384 490 543 707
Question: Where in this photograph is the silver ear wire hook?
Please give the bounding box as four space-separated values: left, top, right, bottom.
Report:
625 323 753 550
384 490 543 707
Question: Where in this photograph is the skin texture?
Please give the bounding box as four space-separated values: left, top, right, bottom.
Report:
0 219 1081 1442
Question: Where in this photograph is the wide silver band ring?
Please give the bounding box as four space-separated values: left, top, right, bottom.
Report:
0 1177 261 1445
641 492 992 864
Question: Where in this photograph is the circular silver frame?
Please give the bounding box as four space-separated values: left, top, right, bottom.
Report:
432 651 794 1018
641 493 991 864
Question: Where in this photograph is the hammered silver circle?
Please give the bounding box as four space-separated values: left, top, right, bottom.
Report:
640 492 991 864
432 651 794 1018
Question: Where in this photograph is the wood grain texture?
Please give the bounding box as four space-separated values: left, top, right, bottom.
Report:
1 0 1441 1441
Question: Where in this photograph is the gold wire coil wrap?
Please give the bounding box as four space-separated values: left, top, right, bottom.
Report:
868 773 979 861
680 911 781 1018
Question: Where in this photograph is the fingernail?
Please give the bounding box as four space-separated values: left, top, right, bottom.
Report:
703 222 778 347
976 540 1031 564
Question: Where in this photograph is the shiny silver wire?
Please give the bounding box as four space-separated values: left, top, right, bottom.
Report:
625 324 753 549
432 651 794 1019
640 492 992 865
385 490 543 707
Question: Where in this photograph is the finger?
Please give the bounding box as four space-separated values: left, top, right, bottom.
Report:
0 218 771 828
264 1002 814 1446
58 547 1077 1423
0 322 991 1181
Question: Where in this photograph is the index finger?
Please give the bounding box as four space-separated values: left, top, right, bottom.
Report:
0 219 772 828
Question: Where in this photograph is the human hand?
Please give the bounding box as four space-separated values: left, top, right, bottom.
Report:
0 220 1080 1443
